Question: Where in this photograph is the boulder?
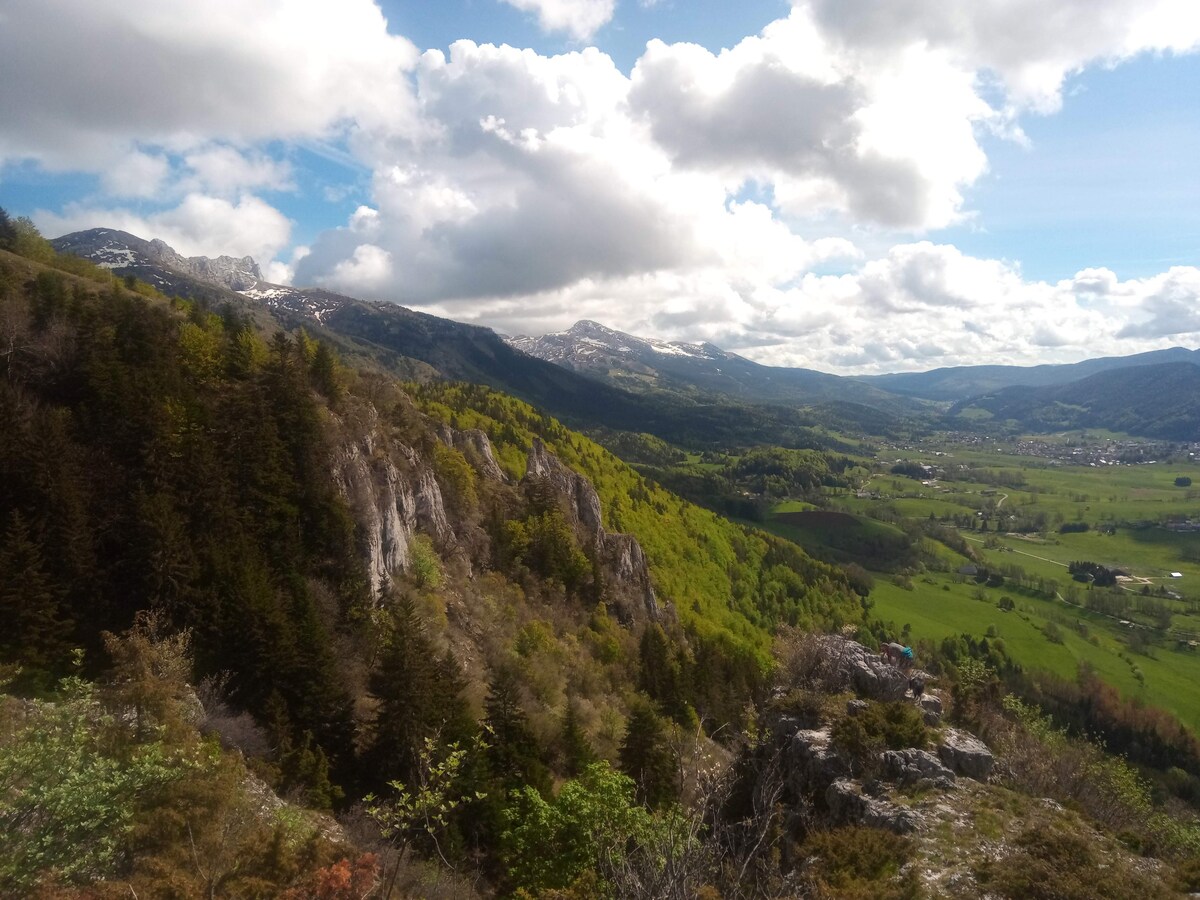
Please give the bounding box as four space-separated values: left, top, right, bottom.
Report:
811 636 910 701
937 728 995 781
919 694 943 715
880 748 956 790
847 699 869 717
825 780 919 834
786 727 851 795
923 710 943 727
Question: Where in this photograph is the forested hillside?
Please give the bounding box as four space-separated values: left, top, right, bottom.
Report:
951 362 1200 439
0 222 865 894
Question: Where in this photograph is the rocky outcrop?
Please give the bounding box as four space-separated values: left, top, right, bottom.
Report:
332 430 456 598
938 728 995 781
825 780 919 833
803 636 911 701
785 726 852 794
881 748 956 790
438 426 508 483
145 238 262 291
524 439 658 623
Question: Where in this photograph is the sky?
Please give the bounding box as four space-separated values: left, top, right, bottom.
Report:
1 0 1199 374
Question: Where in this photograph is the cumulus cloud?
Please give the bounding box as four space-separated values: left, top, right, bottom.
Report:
37 194 292 264
181 146 294 196
0 0 419 169
500 0 616 40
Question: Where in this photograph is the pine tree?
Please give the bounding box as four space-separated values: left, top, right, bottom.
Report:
618 696 677 809
559 699 596 777
367 596 442 787
483 664 549 794
0 511 72 678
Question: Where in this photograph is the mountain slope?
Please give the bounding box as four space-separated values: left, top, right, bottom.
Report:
860 346 1200 401
951 362 1200 439
509 319 927 417
50 229 890 447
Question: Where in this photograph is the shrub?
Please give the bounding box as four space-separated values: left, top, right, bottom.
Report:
799 826 919 899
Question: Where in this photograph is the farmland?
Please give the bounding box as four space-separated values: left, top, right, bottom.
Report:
758 432 1200 728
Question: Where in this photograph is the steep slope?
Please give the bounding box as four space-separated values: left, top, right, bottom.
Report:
509 319 927 420
860 346 1200 401
950 361 1200 439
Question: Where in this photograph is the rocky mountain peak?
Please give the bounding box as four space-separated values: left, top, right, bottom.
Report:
50 227 262 292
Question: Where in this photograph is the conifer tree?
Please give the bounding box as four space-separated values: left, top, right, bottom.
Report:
0 511 71 678
483 664 549 794
618 696 677 809
559 699 596 777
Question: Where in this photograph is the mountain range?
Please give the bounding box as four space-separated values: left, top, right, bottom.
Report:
50 228 1200 442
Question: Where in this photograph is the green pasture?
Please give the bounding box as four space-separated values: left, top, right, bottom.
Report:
869 574 1200 732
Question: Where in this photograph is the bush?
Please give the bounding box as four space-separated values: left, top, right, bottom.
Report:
831 701 927 774
974 824 1170 899
799 826 919 899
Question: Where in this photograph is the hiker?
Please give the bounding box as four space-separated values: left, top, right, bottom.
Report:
881 642 915 669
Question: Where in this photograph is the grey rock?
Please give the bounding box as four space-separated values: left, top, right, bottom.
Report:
938 728 995 781
825 780 919 834
145 238 262 290
919 695 943 715
847 699 869 717
923 710 943 727
331 426 457 598
881 748 956 789
810 636 910 700
786 727 851 794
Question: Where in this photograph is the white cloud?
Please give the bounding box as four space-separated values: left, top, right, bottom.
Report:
37 194 292 265
500 0 616 41
101 150 171 199
182 146 294 196
0 0 419 170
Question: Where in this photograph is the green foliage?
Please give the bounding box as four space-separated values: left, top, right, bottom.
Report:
974 824 1171 899
367 735 484 864
619 697 677 809
799 826 919 899
831 701 928 774
501 761 684 895
433 441 478 514
408 533 443 590
500 508 591 594
0 668 196 892
368 596 473 789
11 216 56 265
0 207 16 251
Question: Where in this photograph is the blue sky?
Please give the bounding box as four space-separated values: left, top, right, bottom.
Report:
1 0 1198 373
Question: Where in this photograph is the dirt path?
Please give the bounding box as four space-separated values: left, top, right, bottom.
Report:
962 534 1066 568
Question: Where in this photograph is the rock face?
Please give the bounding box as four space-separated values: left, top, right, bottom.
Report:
439 426 508 483
785 726 852 794
332 411 514 598
145 238 262 291
332 434 456 597
524 439 658 622
938 728 995 781
808 635 911 701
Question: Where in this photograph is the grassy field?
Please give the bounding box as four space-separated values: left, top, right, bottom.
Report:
833 435 1200 728
870 573 1200 731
